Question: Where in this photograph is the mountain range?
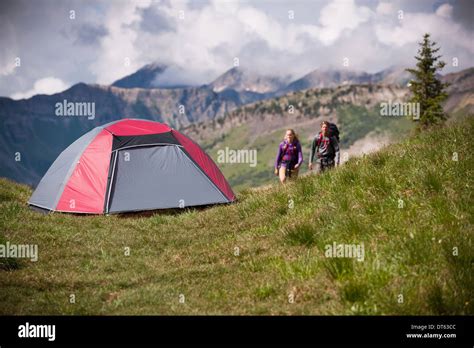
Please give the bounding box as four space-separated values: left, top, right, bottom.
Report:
112 64 413 94
0 64 472 188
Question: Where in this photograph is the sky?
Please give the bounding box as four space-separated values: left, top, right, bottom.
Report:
1 0 473 99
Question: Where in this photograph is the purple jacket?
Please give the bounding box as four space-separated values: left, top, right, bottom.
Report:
275 140 303 169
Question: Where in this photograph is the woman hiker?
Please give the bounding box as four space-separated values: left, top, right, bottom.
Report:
274 129 303 184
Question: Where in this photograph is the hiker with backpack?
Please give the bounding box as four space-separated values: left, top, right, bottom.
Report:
309 121 340 173
274 129 303 183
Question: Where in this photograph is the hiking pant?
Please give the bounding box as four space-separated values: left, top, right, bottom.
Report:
316 157 335 173
279 161 299 183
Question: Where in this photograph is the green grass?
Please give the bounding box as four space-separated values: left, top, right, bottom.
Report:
0 118 472 315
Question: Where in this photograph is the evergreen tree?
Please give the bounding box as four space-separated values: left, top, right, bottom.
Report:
406 33 449 129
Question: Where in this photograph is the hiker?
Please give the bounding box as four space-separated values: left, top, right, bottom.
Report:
309 121 340 173
274 129 303 183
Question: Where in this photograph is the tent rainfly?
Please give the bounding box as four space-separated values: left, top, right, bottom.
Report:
29 119 235 214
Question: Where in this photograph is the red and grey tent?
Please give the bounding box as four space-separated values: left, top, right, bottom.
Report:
29 119 235 214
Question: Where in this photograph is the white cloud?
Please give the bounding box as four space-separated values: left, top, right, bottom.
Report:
87 0 473 87
375 11 474 55
2 0 474 97
0 54 16 77
376 2 394 15
88 0 377 85
317 0 372 45
0 16 18 76
10 77 69 100
435 4 453 18
90 0 152 84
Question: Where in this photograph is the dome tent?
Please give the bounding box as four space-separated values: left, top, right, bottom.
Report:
29 119 235 214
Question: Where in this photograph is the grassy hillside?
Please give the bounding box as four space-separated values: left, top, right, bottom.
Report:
0 118 472 315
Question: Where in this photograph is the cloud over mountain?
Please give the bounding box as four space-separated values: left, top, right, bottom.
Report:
1 0 473 97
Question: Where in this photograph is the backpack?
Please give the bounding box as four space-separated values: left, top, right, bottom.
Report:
318 122 340 143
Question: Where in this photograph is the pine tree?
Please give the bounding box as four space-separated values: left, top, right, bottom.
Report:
406 33 449 130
